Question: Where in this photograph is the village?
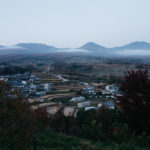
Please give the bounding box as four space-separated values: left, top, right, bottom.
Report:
0 72 121 117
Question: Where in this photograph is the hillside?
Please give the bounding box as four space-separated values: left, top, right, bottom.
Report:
0 129 149 150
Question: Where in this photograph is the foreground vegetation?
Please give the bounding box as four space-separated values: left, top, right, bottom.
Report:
0 129 150 150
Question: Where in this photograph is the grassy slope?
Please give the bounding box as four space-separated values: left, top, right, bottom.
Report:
36 129 150 150
0 129 149 150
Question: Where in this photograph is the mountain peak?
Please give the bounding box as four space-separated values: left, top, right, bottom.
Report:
84 42 100 46
120 41 150 50
79 42 106 51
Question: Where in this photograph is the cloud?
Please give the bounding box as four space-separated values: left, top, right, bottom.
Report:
116 49 150 56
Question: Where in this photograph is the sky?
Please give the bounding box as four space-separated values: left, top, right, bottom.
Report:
0 0 150 48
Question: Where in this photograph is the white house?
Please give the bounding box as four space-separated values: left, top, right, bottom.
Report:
78 101 90 108
98 101 115 109
85 106 97 111
30 84 37 90
43 83 51 91
69 96 85 103
105 84 118 93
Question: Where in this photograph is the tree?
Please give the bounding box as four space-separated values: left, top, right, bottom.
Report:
0 81 36 150
118 70 150 135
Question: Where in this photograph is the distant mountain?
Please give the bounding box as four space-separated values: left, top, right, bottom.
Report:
80 41 150 51
16 43 57 52
112 41 150 50
1 41 150 56
79 42 107 51
0 43 58 55
78 41 150 56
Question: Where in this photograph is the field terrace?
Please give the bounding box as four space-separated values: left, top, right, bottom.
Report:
28 91 78 117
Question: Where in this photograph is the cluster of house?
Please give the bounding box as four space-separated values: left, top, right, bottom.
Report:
68 83 120 111
69 96 115 111
81 84 121 98
0 72 51 98
82 86 96 95
101 84 121 99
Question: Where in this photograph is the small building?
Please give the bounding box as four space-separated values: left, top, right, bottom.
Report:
98 103 102 108
30 84 37 90
105 84 118 94
82 86 96 95
101 90 111 95
22 81 27 85
0 76 7 81
98 101 115 109
35 91 46 97
78 101 90 108
85 106 97 111
111 95 116 99
43 83 51 91
70 96 85 103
